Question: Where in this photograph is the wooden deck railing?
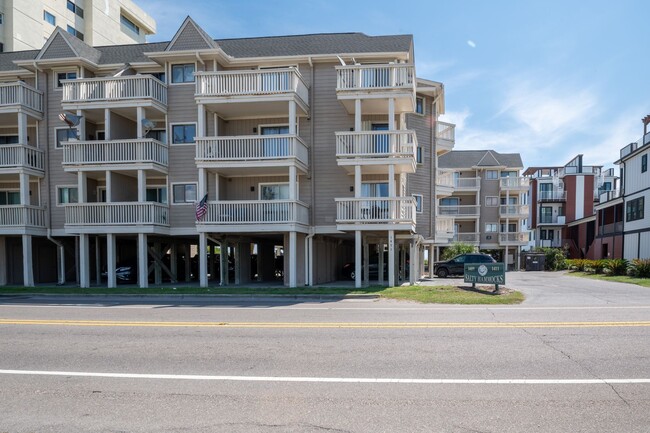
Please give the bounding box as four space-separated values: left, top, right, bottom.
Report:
65 202 169 226
0 145 45 171
336 64 415 92
196 135 308 165
336 197 416 224
0 205 46 227
336 130 417 159
0 81 43 112
62 75 167 105
62 139 168 167
198 200 309 225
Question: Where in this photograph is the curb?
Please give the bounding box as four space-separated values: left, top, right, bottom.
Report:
0 293 381 301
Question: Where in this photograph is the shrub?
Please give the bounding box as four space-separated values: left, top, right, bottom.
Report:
603 259 628 276
629 259 650 278
441 242 477 261
534 247 567 271
567 259 586 272
586 259 606 274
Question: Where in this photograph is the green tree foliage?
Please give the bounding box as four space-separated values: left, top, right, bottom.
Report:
441 243 477 261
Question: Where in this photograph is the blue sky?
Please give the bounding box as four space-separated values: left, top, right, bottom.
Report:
137 0 649 168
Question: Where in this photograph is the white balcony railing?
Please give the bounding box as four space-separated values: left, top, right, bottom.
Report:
62 139 168 167
452 232 480 243
336 64 415 92
336 197 416 224
500 177 529 189
62 75 167 105
539 215 566 225
598 189 621 203
0 205 46 227
499 204 529 217
198 200 309 225
538 191 566 201
65 202 169 226
196 135 308 166
499 232 528 244
195 68 309 104
454 177 481 189
559 166 601 176
436 216 455 233
436 121 456 142
336 130 417 159
0 81 43 112
0 145 45 171
438 205 480 217
436 170 455 188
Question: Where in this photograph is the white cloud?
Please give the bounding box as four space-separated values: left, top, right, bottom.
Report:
440 109 471 132
467 40 476 48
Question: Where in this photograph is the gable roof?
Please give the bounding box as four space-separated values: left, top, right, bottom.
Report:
439 150 524 169
166 16 219 51
37 28 101 63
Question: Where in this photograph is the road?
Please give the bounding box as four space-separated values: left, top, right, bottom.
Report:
1 273 649 432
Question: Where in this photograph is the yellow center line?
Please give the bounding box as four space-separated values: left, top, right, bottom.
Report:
0 319 649 329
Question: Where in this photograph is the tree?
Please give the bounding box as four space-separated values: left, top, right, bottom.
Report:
441 242 477 260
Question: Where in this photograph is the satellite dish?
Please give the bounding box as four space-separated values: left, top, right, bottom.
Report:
59 112 82 128
336 56 346 66
142 119 156 136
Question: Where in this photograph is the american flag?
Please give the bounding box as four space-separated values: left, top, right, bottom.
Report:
195 194 208 221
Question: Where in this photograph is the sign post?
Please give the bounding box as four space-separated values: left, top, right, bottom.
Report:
464 263 505 291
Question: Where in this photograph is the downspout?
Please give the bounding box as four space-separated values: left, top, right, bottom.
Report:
305 232 314 286
308 56 315 227
429 90 442 242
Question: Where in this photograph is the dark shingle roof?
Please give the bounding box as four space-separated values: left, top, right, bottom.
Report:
0 50 39 72
439 150 524 169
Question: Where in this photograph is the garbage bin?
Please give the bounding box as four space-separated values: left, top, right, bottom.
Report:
524 253 545 271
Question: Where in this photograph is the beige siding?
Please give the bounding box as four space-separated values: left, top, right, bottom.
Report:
406 101 433 238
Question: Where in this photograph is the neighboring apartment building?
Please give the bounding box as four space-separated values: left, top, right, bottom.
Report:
0 0 155 52
436 150 528 270
0 17 455 289
525 155 618 259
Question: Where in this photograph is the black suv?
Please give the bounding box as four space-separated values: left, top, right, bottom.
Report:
434 253 496 278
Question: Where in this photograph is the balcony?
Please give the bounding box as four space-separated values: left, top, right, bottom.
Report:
196 135 308 175
335 64 415 114
62 139 168 172
336 130 417 174
0 82 43 117
61 75 167 111
335 197 416 231
598 222 624 236
438 205 480 218
499 232 529 245
558 166 601 177
499 204 529 218
500 177 529 190
454 177 481 191
195 68 309 118
452 232 480 244
0 205 46 235
538 191 566 202
538 215 566 225
596 189 621 202
436 170 454 198
0 145 45 175
64 202 169 234
436 121 455 154
435 216 455 243
196 200 309 233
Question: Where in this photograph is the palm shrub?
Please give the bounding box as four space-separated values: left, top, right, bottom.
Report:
586 259 607 274
567 259 586 271
628 259 650 278
441 242 476 260
534 247 567 271
603 259 628 276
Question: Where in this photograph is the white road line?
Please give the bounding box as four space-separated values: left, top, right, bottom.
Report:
0 369 649 385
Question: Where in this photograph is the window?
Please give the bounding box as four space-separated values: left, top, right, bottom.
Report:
260 183 290 200
0 190 20 205
260 125 290 157
171 124 196 144
44 10 56 26
67 1 83 17
151 72 166 83
55 128 77 148
173 184 197 204
626 197 644 222
171 64 195 83
412 194 423 213
146 129 167 144
485 170 498 180
56 71 77 88
440 197 459 206
57 186 78 205
415 97 424 115
500 171 517 177
500 223 517 233
500 196 517 205
642 154 647 173
120 14 140 35
485 196 499 207
146 187 168 204
540 207 553 223
485 223 498 232
67 25 83 41
361 182 388 198
0 135 19 144
416 147 423 164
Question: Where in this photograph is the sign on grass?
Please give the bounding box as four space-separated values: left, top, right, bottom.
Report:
464 263 505 288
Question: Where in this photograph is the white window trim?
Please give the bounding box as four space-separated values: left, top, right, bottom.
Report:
416 146 423 164
415 97 425 116
53 68 78 90
485 170 499 180
171 182 198 205
97 186 106 202
412 194 423 213
258 123 291 135
56 185 78 206
54 126 78 150
485 196 499 207
169 62 197 85
485 222 498 233
170 122 197 146
258 182 294 200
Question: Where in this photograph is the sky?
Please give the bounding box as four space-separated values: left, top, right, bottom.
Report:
136 0 649 168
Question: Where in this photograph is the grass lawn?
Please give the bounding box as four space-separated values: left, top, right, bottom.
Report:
0 284 524 304
568 272 650 288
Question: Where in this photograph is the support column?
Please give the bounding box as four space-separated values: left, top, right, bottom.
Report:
199 233 208 288
106 234 116 288
354 230 361 289
289 100 297 134
104 109 111 140
95 237 101 284
220 241 228 285
17 112 27 144
378 243 384 285
21 235 34 287
170 242 178 283
289 165 297 200
137 170 146 202
138 233 148 288
19 172 30 205
388 98 395 130
233 243 240 285
362 239 369 286
354 99 362 131
136 107 144 138
429 245 435 278
388 230 395 287
77 109 85 140
105 170 112 202
184 243 191 282
289 231 297 288
409 240 417 285
79 234 90 288
77 172 87 203
154 241 162 285
197 104 206 137
0 237 6 286
209 242 216 281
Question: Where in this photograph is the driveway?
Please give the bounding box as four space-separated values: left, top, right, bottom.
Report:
423 271 650 306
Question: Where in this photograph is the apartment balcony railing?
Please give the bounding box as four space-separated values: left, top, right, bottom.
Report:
436 170 455 188
499 232 529 245
62 139 168 169
539 215 566 225
336 130 417 161
598 222 624 236
538 191 566 201
436 216 455 233
500 177 529 190
499 204 529 217
559 166 601 176
65 202 169 227
198 200 309 226
196 135 309 168
0 145 45 172
336 197 416 225
195 68 309 105
452 232 480 244
61 75 167 107
0 81 43 113
0 205 46 230
437 205 480 217
454 177 481 190
597 189 621 203
435 121 456 153
335 64 415 92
